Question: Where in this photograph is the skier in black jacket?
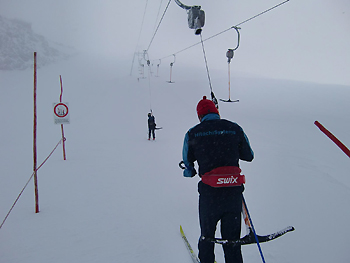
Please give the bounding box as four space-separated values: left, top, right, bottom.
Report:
148 113 156 140
182 96 254 263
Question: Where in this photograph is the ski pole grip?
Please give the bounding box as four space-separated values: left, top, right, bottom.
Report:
179 161 186 169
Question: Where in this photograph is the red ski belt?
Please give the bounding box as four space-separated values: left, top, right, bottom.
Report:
201 166 245 188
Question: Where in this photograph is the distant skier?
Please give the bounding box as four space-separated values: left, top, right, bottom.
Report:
181 96 254 263
147 112 156 140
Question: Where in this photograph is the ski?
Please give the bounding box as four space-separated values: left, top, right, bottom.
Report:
200 225 295 246
180 225 200 263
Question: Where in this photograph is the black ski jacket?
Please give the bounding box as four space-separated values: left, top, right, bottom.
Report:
182 113 254 177
148 116 156 130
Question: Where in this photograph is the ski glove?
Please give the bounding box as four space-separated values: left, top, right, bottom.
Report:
183 165 197 178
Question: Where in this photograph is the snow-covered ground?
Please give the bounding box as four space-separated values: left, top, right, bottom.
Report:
0 54 350 263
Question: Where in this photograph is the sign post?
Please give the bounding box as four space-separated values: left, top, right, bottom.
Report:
59 75 67 160
53 102 69 123
53 101 69 159
33 52 39 213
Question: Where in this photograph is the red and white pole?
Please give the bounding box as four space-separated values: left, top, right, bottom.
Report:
33 52 39 213
59 75 67 160
314 121 350 158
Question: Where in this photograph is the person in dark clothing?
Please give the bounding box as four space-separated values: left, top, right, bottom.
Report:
182 96 254 263
148 112 156 140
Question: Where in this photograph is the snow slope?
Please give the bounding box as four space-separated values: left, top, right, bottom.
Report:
0 15 73 70
0 54 350 263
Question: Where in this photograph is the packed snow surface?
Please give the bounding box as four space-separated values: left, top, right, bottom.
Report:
0 54 349 263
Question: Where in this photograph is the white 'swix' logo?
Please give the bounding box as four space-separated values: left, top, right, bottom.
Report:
217 176 238 185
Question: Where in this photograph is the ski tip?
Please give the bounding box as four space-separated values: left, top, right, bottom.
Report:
180 225 185 234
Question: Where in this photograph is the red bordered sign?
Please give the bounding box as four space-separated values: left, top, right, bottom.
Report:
53 102 70 124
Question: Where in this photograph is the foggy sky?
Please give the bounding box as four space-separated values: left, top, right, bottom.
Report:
1 0 350 86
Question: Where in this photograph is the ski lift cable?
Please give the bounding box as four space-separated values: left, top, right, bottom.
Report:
130 0 150 75
136 0 150 49
146 0 172 52
236 0 289 27
143 50 154 111
153 0 164 32
148 65 153 111
199 32 219 108
173 0 216 106
199 33 213 93
158 0 290 60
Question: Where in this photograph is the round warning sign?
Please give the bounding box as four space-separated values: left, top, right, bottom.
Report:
53 102 70 124
54 103 69 118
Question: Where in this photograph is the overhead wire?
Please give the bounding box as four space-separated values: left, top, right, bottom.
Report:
131 0 289 116
128 0 290 120
199 32 219 108
136 0 150 49
155 0 289 107
153 0 163 35
158 0 290 60
146 55 153 111
199 33 213 95
146 0 172 52
130 0 150 75
153 0 164 32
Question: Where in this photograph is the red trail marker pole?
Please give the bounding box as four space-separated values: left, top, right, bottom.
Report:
59 75 67 160
33 52 39 213
314 120 350 158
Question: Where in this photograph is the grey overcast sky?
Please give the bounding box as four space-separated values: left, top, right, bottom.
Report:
1 0 350 85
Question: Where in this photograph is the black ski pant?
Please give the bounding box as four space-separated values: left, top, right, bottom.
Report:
148 128 155 139
198 182 243 263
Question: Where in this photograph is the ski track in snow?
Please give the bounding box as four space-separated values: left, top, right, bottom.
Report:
0 54 350 263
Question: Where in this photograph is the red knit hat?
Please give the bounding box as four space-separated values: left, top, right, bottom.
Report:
196 96 219 117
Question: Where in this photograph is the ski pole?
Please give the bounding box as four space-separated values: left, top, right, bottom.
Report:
242 194 266 263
